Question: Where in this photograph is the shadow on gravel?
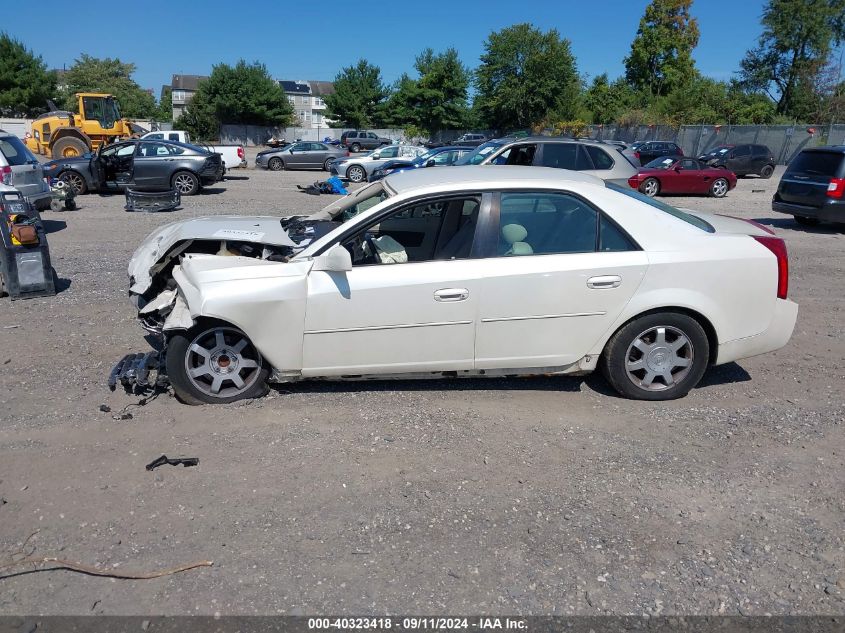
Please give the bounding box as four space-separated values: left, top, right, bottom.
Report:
697 362 751 388
40 219 67 234
754 217 845 234
54 277 72 294
200 188 227 195
224 175 250 181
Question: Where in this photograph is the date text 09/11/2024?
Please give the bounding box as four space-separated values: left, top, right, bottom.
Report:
307 618 527 630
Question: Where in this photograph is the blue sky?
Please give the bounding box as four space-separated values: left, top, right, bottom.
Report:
6 0 768 95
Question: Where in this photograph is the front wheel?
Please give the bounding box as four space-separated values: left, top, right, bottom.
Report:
59 171 87 195
268 157 284 171
166 322 270 405
346 165 366 183
710 177 729 198
601 312 709 401
172 171 199 196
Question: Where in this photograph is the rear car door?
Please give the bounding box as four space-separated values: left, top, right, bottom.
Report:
475 190 648 368
134 141 174 189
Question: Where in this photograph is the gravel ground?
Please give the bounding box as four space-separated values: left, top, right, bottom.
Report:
0 152 843 616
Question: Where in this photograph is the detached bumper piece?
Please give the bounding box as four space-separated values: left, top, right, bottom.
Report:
108 351 168 393
124 189 181 213
0 208 56 300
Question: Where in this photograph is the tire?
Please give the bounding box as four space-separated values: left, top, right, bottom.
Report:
171 171 199 196
350 143 361 153
794 215 820 226
640 177 660 197
346 165 366 183
710 177 729 198
601 312 710 401
323 157 335 171
166 321 270 405
51 137 88 159
268 157 284 171
760 165 774 179
59 171 87 195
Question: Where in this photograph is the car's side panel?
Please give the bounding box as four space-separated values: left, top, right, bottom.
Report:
475 252 649 368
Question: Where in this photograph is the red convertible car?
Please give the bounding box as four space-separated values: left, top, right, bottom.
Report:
628 156 737 198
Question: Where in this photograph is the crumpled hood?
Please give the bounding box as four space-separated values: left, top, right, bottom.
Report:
128 215 297 294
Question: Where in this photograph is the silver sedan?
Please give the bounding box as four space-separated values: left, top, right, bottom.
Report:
331 145 426 182
256 142 348 171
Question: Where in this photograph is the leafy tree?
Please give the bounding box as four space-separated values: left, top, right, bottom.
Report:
739 0 845 118
198 60 293 126
156 86 172 122
624 0 700 96
377 74 418 127
475 23 580 129
61 54 156 118
324 59 388 128
174 89 218 141
584 74 636 124
0 33 56 117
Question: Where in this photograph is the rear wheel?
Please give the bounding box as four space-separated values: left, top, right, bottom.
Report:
59 171 87 195
350 143 361 153
51 137 88 159
268 157 284 171
640 177 660 197
794 215 820 226
172 171 199 196
760 165 774 179
324 157 335 171
710 178 729 198
601 312 709 401
166 322 269 405
347 165 366 183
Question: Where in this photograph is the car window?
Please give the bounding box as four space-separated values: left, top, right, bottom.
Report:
585 146 614 170
168 133 181 141
538 143 577 169
457 141 504 165
378 146 398 158
290 143 309 151
606 183 715 232
645 157 675 169
432 151 454 165
368 133 377 139
146 133 163 140
496 144 537 166
497 192 598 256
341 196 481 265
117 144 136 157
679 159 699 170
138 142 171 157
101 143 131 158
0 136 37 166
599 215 636 252
786 151 844 177
169 145 186 155
733 145 750 157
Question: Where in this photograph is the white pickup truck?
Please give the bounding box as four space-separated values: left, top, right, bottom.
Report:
140 131 246 170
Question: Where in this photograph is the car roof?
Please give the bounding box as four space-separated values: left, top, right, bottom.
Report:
801 145 845 153
385 165 605 193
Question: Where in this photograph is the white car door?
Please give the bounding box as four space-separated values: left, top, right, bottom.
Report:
475 191 649 369
302 194 489 376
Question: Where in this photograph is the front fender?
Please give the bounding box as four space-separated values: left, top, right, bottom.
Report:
174 255 313 372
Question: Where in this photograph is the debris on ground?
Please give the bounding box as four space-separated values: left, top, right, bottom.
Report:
145 455 199 471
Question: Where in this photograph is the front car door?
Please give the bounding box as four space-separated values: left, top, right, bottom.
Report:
728 145 751 174
676 158 708 193
286 142 311 167
97 142 136 189
302 193 489 375
475 190 648 369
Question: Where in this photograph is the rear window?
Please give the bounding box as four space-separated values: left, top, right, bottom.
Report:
0 136 36 166
787 151 843 177
606 183 715 232
585 146 614 169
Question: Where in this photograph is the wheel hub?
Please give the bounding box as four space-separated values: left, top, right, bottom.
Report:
646 346 672 372
210 349 238 373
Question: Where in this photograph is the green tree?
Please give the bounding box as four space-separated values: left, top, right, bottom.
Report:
174 89 218 141
156 86 173 122
739 0 845 118
624 0 700 96
377 74 418 127
0 33 56 117
198 60 293 126
474 23 580 129
584 74 636 124
411 48 470 131
324 59 388 128
61 54 156 118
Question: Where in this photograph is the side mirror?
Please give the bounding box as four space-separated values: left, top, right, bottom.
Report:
312 244 352 273
288 148 295 153
372 153 381 159
674 166 682 172
425 159 436 167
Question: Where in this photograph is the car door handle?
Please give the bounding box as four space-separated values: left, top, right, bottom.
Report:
434 288 469 302
587 275 621 289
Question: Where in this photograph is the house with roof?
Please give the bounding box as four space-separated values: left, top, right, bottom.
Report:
279 80 335 129
170 74 208 121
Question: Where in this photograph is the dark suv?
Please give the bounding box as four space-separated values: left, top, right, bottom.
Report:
340 131 391 152
772 146 845 226
698 144 775 178
630 141 683 165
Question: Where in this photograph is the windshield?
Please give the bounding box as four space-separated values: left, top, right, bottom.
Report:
0 136 39 166
413 149 440 165
103 97 121 125
318 181 390 221
607 183 714 232
456 141 504 165
644 157 677 169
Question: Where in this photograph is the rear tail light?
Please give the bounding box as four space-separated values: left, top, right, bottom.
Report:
827 177 845 199
628 176 639 189
237 146 245 160
677 147 684 156
753 236 788 299
346 150 350 157
1 166 11 185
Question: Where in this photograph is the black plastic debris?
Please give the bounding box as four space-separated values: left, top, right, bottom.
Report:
145 455 199 471
124 189 181 213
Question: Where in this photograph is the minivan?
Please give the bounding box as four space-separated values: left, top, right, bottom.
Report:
772 146 845 225
0 130 51 211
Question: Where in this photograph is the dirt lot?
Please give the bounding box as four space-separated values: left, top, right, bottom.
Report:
0 152 843 616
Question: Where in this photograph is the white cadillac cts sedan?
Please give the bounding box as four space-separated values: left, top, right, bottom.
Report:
129 166 797 405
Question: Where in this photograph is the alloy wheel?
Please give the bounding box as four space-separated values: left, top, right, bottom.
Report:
712 178 728 197
624 325 693 392
184 327 262 398
174 173 197 194
347 166 365 182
